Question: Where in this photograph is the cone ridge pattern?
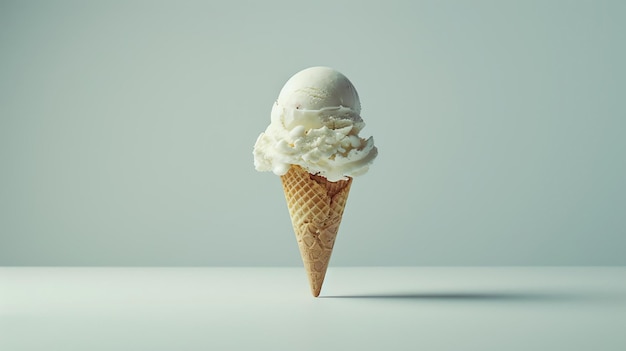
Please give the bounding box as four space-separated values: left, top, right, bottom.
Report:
280 165 352 296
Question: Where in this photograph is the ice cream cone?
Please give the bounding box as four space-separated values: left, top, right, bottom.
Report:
280 164 352 297
254 67 377 296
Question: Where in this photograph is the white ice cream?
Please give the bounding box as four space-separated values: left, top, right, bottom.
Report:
253 67 378 182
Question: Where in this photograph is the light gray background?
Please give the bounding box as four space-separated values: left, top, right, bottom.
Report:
1 0 624 266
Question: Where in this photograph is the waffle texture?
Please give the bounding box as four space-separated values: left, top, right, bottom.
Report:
280 165 352 297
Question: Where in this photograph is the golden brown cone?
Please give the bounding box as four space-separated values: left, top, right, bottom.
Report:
280 165 352 297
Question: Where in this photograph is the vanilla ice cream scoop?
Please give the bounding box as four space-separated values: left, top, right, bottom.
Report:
253 66 377 181
277 66 361 114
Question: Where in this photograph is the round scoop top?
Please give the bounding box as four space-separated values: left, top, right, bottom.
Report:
276 66 361 114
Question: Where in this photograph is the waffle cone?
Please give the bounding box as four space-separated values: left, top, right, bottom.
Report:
280 165 352 297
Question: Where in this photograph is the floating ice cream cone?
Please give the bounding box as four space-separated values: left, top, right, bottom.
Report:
253 67 377 296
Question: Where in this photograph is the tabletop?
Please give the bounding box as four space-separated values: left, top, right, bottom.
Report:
2 267 625 351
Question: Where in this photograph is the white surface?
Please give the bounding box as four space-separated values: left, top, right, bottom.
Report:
1 267 625 351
